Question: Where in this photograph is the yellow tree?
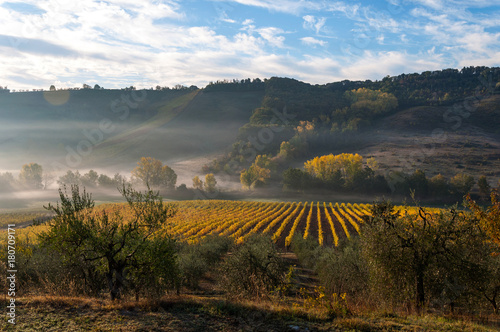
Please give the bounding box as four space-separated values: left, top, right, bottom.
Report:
131 157 177 189
204 173 217 193
304 153 363 184
467 191 500 253
192 176 203 190
345 88 398 116
240 165 270 189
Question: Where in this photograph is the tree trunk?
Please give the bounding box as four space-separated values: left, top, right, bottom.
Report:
107 260 126 301
416 270 425 313
107 270 117 301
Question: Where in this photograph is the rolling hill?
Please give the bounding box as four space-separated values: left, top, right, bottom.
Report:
1 67 499 189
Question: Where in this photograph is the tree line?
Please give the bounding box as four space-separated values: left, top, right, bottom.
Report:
2 157 218 199
283 153 495 202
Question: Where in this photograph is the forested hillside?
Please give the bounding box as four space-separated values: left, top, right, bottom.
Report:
204 67 500 197
1 66 499 200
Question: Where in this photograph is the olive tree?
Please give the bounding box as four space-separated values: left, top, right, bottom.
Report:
361 201 493 313
40 184 178 300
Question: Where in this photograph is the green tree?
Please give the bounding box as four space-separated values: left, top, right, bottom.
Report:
219 235 287 299
81 170 99 187
278 141 293 159
57 170 82 186
240 164 271 189
19 163 43 189
131 157 177 189
478 175 491 201
249 107 275 124
0 172 15 192
254 154 276 172
450 173 475 198
204 173 217 193
361 201 490 312
428 174 449 198
40 184 178 300
282 168 311 191
408 169 428 198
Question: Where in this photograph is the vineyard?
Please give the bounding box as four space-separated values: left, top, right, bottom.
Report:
2 201 444 248
0 210 52 228
98 200 371 248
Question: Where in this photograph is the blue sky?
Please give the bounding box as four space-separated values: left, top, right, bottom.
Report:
1 0 499 90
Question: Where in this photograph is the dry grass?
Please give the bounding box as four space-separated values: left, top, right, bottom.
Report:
2 294 499 331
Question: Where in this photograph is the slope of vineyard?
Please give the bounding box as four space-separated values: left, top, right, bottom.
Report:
2 201 446 248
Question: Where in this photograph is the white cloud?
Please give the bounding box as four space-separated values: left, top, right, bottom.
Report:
219 0 323 15
340 50 446 81
0 0 499 91
219 11 236 23
301 37 327 46
257 27 286 48
302 15 327 34
326 2 360 18
410 0 500 10
363 10 400 33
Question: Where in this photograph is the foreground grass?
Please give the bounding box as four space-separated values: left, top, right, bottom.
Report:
2 295 498 331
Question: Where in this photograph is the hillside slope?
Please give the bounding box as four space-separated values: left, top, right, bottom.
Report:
351 95 500 179
0 88 264 173
1 68 498 188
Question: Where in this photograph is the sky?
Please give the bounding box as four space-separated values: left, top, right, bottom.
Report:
1 0 500 91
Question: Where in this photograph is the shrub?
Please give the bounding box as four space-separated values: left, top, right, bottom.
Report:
219 234 287 299
290 232 320 269
292 234 368 300
178 235 233 289
314 238 368 297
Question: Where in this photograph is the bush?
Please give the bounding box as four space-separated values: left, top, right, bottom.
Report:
290 232 321 269
292 233 368 299
315 238 368 297
219 235 287 299
178 235 233 289
128 233 179 299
